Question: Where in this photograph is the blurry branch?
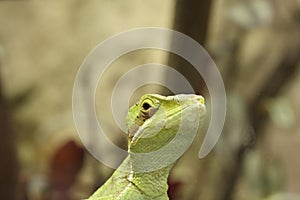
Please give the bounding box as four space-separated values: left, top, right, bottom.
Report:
172 0 212 45
222 40 300 200
167 0 212 94
0 59 19 200
249 45 300 131
195 33 300 200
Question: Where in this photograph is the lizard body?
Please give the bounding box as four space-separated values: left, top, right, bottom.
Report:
88 94 206 200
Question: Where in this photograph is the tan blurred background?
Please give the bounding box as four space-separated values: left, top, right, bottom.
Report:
0 0 300 200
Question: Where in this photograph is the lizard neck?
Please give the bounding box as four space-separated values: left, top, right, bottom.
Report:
126 153 175 198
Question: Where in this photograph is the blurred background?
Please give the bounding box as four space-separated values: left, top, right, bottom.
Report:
0 0 300 200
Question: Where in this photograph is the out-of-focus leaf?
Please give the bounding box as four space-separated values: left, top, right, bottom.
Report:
48 140 85 200
266 97 295 129
167 179 183 200
263 192 300 200
228 0 273 29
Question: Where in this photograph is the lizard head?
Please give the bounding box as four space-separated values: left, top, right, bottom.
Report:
126 94 206 154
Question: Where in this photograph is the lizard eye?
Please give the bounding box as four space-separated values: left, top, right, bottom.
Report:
140 99 159 119
142 102 151 110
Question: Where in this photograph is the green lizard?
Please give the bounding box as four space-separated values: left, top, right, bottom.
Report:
87 94 206 200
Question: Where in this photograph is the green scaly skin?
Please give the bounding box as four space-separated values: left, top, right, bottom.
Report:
87 94 206 200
